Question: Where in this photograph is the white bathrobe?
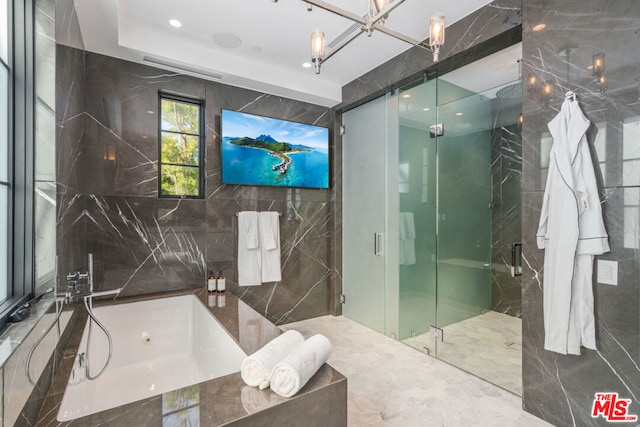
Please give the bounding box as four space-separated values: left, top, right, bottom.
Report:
537 98 609 355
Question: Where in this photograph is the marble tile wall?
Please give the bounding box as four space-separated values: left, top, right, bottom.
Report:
55 0 84 50
491 102 523 318
521 1 640 426
56 48 336 325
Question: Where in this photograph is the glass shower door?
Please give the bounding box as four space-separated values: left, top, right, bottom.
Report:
435 88 493 334
342 95 390 335
397 79 438 355
434 76 524 396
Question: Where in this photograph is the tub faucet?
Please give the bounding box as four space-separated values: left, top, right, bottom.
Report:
65 254 94 303
65 254 122 303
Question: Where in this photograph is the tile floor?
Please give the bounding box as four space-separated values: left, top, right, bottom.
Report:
403 311 522 395
282 315 550 427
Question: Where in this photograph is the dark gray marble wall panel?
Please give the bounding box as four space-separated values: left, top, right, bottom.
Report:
215 198 332 325
82 54 206 197
491 121 522 318
86 195 208 297
522 1 640 425
56 45 85 192
56 45 86 285
56 48 335 323
55 0 84 50
341 0 522 108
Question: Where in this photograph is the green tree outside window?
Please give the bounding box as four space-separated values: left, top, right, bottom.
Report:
159 95 204 197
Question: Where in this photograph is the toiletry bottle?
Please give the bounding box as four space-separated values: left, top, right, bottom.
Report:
208 293 216 308
217 270 226 293
207 271 217 293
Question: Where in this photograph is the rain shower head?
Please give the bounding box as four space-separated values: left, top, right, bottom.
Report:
496 82 522 99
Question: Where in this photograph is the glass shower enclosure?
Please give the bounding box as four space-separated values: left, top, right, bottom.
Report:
342 44 523 395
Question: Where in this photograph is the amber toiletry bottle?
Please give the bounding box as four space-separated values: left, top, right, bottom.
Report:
207 271 217 293
217 270 226 293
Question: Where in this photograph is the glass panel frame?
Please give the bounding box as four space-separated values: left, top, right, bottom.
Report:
0 63 7 182
158 93 204 199
0 184 8 303
0 0 8 63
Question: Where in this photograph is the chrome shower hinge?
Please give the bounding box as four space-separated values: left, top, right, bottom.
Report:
430 325 444 342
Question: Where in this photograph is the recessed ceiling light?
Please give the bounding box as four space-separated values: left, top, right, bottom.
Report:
532 23 546 32
147 110 155 115
423 107 430 111
302 62 312 68
456 112 464 116
169 19 182 28
402 93 411 98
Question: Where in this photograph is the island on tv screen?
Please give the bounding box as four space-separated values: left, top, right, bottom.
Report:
221 109 329 189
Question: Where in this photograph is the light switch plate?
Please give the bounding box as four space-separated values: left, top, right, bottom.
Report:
597 260 618 286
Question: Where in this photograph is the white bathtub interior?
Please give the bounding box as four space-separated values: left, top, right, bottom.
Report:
57 294 247 421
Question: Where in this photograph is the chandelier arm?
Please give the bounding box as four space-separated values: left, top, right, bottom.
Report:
321 26 366 65
371 23 434 52
370 0 407 26
302 0 367 26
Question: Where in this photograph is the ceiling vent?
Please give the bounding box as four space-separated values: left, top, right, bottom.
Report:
142 56 223 80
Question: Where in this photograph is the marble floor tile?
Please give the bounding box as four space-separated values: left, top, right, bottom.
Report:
403 311 522 395
282 315 549 427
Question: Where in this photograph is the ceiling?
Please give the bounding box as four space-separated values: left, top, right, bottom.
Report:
71 0 492 107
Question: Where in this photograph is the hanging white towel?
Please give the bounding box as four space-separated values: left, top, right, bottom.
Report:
259 211 282 283
240 330 305 389
238 211 262 286
269 334 332 398
399 212 416 265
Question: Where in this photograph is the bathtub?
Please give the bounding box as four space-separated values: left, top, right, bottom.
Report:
57 294 247 421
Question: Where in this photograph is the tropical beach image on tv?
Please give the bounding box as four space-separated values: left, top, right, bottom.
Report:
221 109 329 188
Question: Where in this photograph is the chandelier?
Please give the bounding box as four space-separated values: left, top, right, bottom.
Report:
274 0 445 74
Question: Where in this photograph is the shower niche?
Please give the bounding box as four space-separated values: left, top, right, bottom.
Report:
342 43 523 395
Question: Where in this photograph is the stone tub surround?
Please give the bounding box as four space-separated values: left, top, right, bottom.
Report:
35 290 347 426
56 45 338 328
0 297 77 427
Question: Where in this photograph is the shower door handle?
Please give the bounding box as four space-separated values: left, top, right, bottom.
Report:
510 242 522 277
374 233 384 256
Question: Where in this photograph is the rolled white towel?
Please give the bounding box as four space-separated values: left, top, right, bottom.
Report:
269 334 332 398
240 330 305 389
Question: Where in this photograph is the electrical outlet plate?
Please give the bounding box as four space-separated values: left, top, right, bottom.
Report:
597 260 618 286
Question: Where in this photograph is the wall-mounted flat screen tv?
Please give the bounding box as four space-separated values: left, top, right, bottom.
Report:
221 109 329 189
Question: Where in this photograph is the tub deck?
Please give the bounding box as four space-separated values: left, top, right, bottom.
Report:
35 289 347 426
